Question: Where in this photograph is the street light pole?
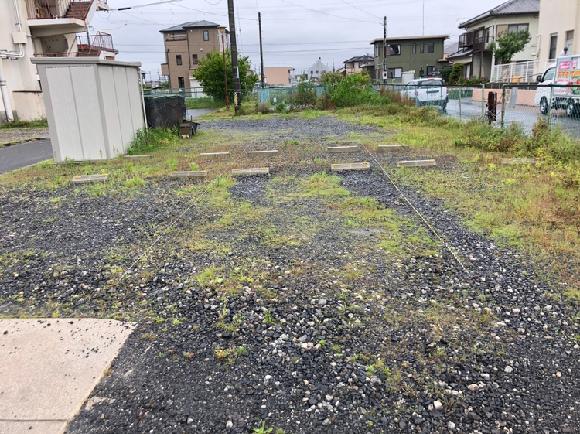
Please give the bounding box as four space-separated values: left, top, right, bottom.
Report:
258 11 265 88
227 0 242 114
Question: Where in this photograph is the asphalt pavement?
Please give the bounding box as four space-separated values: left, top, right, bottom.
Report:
446 99 580 138
0 139 53 174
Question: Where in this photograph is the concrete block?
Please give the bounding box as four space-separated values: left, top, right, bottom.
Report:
248 150 279 156
327 145 360 153
123 154 152 160
377 145 404 152
71 174 108 184
169 171 208 179
396 159 437 167
0 319 134 431
500 157 536 165
331 162 371 172
199 152 230 158
231 167 270 177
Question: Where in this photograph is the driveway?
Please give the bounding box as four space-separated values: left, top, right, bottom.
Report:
0 139 52 174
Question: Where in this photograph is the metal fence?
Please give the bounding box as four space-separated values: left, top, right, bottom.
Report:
378 83 580 139
257 86 326 105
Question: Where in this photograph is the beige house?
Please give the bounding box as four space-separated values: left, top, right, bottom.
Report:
344 55 374 75
448 0 540 80
0 0 112 122
537 0 579 67
264 67 294 86
160 21 228 90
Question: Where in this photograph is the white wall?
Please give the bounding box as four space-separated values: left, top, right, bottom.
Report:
34 58 146 162
0 1 42 121
538 0 579 67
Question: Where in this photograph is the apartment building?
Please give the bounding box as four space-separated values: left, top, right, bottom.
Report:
371 35 448 81
160 21 229 90
537 0 579 67
0 0 113 122
264 67 295 86
447 0 540 80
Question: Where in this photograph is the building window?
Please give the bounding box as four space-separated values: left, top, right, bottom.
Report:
192 54 198 64
374 44 380 57
426 65 435 76
411 44 417 55
565 30 575 51
387 67 403 79
549 33 558 60
203 30 210 41
385 44 401 56
422 42 435 53
507 23 529 34
178 76 185 89
176 54 182 65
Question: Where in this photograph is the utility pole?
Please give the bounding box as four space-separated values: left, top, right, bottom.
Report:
227 0 242 114
383 16 387 84
221 32 230 109
422 0 425 36
258 12 265 88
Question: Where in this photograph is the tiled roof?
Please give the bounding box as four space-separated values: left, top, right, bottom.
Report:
160 21 222 32
459 0 540 28
344 55 374 64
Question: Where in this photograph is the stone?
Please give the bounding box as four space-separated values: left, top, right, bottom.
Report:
231 168 270 177
396 159 437 167
71 174 108 184
468 384 479 391
330 162 371 172
248 150 279 156
226 420 233 429
169 171 208 179
433 400 443 411
377 144 404 152
123 154 152 160
0 319 134 432
199 152 230 158
327 145 360 153
448 421 456 430
504 366 514 373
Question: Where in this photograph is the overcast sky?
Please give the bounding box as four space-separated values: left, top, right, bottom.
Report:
91 0 502 76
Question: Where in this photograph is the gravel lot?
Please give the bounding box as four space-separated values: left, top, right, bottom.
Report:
0 116 578 433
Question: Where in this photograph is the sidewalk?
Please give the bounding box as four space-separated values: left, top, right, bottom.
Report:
0 139 53 174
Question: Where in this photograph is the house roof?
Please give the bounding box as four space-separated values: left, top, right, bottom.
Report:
371 35 449 44
160 20 222 33
459 0 539 28
344 55 374 64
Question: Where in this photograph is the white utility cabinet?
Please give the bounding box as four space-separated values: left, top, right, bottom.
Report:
32 57 146 162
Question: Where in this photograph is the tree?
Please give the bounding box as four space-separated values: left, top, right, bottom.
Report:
193 51 258 102
493 31 531 64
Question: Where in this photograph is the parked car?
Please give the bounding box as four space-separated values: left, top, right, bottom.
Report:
535 55 580 117
401 78 448 110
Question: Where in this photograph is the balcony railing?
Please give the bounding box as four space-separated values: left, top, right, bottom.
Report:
76 32 115 52
26 0 101 19
459 30 492 52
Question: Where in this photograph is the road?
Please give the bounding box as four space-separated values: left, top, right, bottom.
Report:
0 139 52 174
446 99 580 138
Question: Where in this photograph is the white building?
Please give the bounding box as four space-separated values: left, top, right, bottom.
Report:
309 57 330 82
1 0 113 123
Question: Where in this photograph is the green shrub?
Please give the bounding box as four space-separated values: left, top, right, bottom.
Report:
324 73 383 107
128 128 178 155
289 81 317 107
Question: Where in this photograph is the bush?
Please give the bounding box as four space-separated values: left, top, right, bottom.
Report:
324 73 383 107
128 128 178 154
289 82 317 107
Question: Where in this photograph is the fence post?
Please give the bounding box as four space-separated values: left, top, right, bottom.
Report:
458 86 462 120
500 85 506 129
481 84 485 119
547 85 553 129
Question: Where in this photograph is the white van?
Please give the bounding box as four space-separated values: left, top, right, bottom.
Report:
535 55 580 116
401 78 448 110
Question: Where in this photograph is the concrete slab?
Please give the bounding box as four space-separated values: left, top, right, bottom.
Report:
377 145 404 152
331 162 371 172
248 150 279 156
231 167 270 176
123 154 152 160
396 159 437 167
500 157 536 165
169 170 208 179
327 145 360 153
199 152 230 158
0 319 134 433
71 174 108 184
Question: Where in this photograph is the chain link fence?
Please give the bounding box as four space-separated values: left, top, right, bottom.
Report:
378 82 580 139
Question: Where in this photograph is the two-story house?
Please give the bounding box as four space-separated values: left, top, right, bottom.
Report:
537 0 579 68
343 55 374 76
1 0 113 122
448 0 540 81
371 35 448 82
160 21 229 91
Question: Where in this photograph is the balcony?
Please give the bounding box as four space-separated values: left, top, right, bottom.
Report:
26 0 103 37
35 32 117 58
458 29 492 52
